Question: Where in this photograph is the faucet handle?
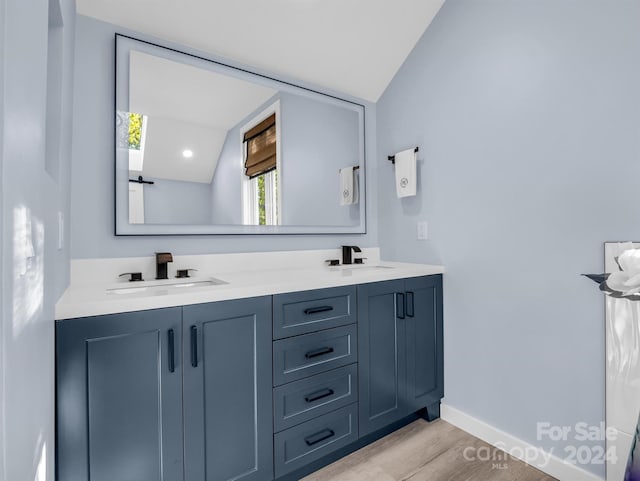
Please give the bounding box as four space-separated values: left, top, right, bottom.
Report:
176 268 198 278
325 259 340 267
119 272 143 282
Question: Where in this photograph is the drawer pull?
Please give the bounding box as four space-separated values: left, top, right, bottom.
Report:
305 347 334 359
304 428 335 446
304 306 334 315
304 388 335 403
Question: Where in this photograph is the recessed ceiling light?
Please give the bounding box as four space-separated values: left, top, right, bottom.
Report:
182 149 193 159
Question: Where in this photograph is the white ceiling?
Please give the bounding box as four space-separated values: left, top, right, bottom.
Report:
77 0 445 102
141 116 228 184
130 51 278 129
130 51 278 183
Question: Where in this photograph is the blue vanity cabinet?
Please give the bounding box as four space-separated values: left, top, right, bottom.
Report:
182 296 273 481
56 308 184 481
404 275 444 416
357 279 408 436
357 275 443 437
56 275 442 481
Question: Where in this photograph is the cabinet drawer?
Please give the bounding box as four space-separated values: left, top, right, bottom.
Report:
273 286 356 339
273 324 357 386
274 403 358 477
273 364 358 432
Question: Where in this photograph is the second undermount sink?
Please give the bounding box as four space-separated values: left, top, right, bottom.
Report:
107 277 228 295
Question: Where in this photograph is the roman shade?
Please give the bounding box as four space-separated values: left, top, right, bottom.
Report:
244 113 276 178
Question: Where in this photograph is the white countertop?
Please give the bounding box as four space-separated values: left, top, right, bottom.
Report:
56 252 444 320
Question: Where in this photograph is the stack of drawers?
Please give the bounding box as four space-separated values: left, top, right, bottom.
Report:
272 286 359 478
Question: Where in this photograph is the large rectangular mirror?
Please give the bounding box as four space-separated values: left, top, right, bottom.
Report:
115 35 366 235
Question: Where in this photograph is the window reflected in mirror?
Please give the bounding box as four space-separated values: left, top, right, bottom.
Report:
242 108 280 226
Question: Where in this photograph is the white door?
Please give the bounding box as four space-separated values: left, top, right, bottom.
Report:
129 182 145 224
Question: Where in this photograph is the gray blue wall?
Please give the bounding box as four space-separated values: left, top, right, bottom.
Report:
144 178 212 225
71 15 377 258
210 126 243 224
377 0 640 476
0 0 76 478
279 91 361 226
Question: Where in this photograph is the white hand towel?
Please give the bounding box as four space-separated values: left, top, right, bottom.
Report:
340 167 359 205
394 148 417 198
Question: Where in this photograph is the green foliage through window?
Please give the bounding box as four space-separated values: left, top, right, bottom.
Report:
257 175 266 225
128 113 143 150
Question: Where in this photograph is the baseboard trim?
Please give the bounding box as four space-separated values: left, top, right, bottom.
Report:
441 404 603 481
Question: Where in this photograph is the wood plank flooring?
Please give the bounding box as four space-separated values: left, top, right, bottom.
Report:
301 419 557 481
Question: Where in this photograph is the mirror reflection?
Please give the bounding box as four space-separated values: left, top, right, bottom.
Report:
115 36 366 235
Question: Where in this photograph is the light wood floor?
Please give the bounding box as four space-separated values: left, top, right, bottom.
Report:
302 419 557 481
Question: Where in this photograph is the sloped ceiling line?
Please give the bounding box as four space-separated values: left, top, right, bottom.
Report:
77 0 445 102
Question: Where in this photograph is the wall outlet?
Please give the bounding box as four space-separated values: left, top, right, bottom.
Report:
58 211 64 250
417 221 428 240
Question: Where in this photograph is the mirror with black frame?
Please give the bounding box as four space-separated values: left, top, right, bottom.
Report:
115 35 366 235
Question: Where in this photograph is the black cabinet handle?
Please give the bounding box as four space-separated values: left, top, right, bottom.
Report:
406 291 415 318
305 347 334 359
305 388 335 403
396 292 405 319
190 325 198 368
168 329 175 373
304 306 334 315
304 428 335 446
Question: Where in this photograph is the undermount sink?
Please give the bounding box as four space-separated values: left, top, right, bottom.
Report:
329 265 395 273
107 277 227 295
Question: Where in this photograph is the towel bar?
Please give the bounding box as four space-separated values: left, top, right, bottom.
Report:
388 146 419 164
129 175 154 185
338 166 360 174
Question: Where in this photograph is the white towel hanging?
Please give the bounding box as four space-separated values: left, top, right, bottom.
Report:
339 167 359 205
394 148 417 198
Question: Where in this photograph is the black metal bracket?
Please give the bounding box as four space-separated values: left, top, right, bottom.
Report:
129 175 154 185
388 146 419 164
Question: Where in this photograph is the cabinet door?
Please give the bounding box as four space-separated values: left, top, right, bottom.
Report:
183 297 273 481
357 279 407 437
56 308 183 481
405 275 444 413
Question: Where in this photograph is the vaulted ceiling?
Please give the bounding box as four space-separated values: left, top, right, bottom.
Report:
76 0 445 102
129 51 278 183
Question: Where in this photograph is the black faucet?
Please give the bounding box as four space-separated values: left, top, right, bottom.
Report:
156 252 173 279
341 245 362 265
